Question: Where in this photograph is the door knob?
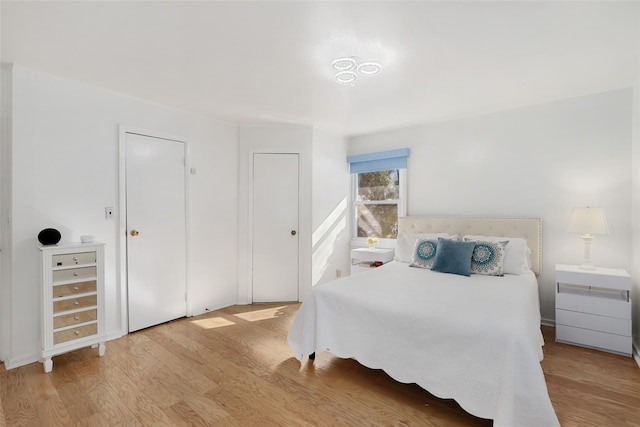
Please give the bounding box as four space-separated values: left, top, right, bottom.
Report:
130 230 139 237
291 230 297 236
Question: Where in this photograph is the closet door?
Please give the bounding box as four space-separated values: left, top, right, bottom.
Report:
252 153 299 302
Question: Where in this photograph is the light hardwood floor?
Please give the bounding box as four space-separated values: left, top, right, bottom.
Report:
1 303 639 426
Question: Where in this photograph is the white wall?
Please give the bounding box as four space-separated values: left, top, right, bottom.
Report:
3 65 238 368
237 125 313 303
0 64 12 362
349 89 633 324
632 83 640 360
311 130 350 286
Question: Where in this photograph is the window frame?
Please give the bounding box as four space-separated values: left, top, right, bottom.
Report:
351 168 407 246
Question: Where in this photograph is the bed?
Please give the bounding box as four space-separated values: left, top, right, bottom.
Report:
287 216 559 427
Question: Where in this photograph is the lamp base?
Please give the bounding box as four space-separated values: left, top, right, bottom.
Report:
579 234 596 270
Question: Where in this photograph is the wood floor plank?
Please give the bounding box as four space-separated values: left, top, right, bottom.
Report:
0 392 5 427
118 388 175 426
163 401 210 427
1 303 639 426
34 396 73 427
166 395 228 426
92 402 143 427
73 412 113 427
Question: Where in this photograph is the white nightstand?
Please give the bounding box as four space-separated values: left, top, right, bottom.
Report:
555 264 631 356
351 248 395 275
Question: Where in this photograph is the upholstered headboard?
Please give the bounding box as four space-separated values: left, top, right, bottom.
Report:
398 216 542 276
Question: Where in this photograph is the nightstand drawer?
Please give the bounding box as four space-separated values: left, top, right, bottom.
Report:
556 324 631 356
52 252 96 267
53 266 97 282
54 323 97 345
556 309 631 336
53 309 97 329
53 295 97 313
556 289 630 319
52 280 96 298
556 265 631 291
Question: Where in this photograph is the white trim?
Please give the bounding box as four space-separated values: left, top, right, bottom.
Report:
2 352 40 370
0 63 13 364
399 168 407 217
117 125 190 336
184 142 192 317
237 125 313 304
540 318 555 328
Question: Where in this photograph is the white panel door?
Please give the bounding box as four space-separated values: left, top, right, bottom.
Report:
125 133 186 332
252 153 299 302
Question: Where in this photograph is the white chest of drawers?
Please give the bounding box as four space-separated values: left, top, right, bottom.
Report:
39 242 106 372
555 264 631 356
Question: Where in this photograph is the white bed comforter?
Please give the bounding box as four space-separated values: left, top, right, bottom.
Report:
288 262 560 427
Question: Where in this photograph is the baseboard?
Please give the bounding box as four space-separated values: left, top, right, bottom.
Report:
540 318 555 327
104 331 123 342
2 352 40 370
192 299 242 317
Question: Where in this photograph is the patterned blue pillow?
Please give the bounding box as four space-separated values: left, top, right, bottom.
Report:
470 240 507 276
410 239 438 269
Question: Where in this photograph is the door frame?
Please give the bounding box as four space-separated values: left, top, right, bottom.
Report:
249 152 300 303
118 125 191 335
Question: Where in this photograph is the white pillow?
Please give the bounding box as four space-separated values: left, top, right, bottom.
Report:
395 232 457 263
462 235 532 275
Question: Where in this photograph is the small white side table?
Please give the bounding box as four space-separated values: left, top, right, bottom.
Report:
555 264 631 356
351 248 395 275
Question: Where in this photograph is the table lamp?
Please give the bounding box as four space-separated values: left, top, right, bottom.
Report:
568 207 609 270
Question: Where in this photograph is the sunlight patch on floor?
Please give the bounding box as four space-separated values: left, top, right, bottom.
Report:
233 306 287 322
191 317 236 329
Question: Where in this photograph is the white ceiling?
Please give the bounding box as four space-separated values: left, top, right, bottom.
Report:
2 1 638 137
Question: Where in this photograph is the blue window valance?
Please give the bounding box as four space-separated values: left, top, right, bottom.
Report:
347 148 410 174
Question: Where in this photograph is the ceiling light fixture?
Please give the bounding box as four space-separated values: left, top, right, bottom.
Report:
334 70 358 85
331 56 382 86
357 61 382 75
331 57 358 71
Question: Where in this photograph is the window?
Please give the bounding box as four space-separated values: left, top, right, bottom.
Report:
347 148 409 241
353 169 406 239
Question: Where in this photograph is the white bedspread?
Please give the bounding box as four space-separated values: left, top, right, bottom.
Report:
288 261 559 427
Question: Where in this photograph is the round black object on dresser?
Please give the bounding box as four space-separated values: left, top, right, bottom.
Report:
38 228 61 245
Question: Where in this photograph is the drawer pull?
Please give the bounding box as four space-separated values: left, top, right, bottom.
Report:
73 272 78 277
74 330 80 336
73 257 78 261
73 316 79 320
73 301 79 305
73 286 79 291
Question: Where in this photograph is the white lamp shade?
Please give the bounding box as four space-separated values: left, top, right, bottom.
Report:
568 207 609 235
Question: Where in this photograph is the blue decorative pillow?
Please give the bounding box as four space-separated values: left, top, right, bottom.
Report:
470 240 507 276
431 238 476 276
410 239 438 269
